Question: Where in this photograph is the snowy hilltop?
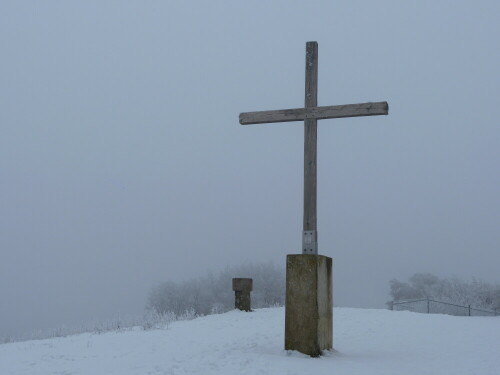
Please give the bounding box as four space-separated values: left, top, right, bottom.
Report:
1 307 499 375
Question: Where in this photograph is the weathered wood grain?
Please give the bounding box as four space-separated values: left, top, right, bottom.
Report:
303 41 318 239
238 41 389 258
239 101 388 125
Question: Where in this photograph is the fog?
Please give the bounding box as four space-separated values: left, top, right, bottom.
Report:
1 1 499 338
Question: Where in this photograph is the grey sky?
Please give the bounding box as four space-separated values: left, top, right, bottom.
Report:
1 1 499 338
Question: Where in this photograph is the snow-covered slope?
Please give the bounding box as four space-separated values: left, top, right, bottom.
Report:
1 307 499 375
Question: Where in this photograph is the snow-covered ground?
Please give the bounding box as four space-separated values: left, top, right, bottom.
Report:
1 307 499 374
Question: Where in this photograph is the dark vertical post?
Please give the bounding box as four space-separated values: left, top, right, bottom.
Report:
468 304 471 316
232 278 253 312
303 41 318 255
427 298 430 313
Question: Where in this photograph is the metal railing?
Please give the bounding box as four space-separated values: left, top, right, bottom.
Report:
389 298 498 317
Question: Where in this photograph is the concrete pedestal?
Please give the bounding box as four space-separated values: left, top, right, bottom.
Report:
285 254 332 356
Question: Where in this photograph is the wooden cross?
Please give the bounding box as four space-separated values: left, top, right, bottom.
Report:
239 41 388 255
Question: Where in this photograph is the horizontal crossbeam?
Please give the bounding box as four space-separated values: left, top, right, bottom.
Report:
239 101 388 125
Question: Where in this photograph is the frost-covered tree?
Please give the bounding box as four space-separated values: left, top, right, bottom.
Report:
388 279 423 301
148 262 285 317
388 273 500 310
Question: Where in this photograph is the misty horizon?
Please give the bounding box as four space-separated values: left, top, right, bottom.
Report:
1 1 499 339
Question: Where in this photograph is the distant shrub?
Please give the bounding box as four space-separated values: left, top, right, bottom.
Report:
147 262 285 317
388 273 500 310
142 310 176 330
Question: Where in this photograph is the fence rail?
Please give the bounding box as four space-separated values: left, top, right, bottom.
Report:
390 298 498 317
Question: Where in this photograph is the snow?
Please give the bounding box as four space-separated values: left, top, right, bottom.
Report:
1 307 499 375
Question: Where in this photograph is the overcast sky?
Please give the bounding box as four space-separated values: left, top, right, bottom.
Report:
1 1 499 338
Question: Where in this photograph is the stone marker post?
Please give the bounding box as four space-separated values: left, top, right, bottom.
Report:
232 278 253 312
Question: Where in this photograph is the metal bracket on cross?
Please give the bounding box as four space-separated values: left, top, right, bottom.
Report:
302 230 318 254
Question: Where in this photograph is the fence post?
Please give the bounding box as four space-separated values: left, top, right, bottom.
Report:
468 304 471 316
427 298 430 314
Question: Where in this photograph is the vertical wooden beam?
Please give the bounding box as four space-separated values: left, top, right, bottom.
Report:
303 41 318 254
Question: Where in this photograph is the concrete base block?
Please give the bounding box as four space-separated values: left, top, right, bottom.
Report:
285 254 332 356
